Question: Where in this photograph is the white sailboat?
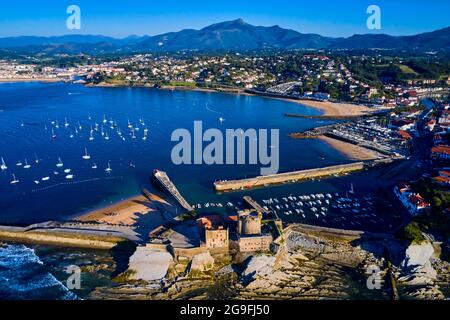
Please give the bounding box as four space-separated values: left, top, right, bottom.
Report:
103 115 107 124
51 128 57 139
104 132 110 140
1 157 7 170
56 157 64 168
127 119 132 129
89 129 94 141
105 162 112 174
23 159 31 169
64 118 69 127
82 148 91 160
34 154 39 164
10 174 19 184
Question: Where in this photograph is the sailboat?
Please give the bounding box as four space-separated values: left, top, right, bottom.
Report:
105 162 112 174
1 157 7 171
89 130 95 141
142 132 148 141
104 132 110 140
127 119 132 129
101 126 105 137
10 174 19 184
131 129 136 139
56 157 64 168
23 159 31 169
55 120 59 129
349 183 355 194
34 154 40 164
82 148 91 160
64 118 69 127
103 115 107 124
51 128 57 139
78 121 82 130
16 160 23 167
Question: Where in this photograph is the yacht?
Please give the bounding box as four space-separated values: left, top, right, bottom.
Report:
10 174 19 184
23 159 31 169
105 162 112 174
56 157 64 168
82 148 91 160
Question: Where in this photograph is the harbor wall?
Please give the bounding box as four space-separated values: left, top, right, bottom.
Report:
0 227 129 250
214 162 364 192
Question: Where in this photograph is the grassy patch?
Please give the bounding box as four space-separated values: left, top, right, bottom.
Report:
397 222 426 245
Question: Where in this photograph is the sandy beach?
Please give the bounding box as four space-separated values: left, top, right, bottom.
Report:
292 99 375 117
318 135 381 161
76 193 173 226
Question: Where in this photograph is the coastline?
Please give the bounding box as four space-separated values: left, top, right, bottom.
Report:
86 82 372 117
318 135 381 161
0 78 62 83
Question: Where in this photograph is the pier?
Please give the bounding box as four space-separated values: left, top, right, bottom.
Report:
152 169 194 212
243 196 270 214
214 162 365 192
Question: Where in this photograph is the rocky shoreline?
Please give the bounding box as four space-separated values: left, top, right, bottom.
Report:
84 224 450 300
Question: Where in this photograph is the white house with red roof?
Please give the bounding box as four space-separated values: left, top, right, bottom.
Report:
394 182 431 216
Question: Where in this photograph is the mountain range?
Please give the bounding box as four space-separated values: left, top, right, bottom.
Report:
0 19 449 54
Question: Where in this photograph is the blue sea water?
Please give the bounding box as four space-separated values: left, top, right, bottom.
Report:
0 82 346 224
0 82 404 234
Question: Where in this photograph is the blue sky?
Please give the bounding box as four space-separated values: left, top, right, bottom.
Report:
0 0 448 38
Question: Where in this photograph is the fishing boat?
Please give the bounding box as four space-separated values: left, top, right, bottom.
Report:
0 157 8 171
10 174 19 184
56 157 64 168
23 159 31 169
105 162 112 174
82 148 91 160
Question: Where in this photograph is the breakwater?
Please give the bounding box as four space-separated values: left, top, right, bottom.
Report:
0 223 135 249
214 162 365 192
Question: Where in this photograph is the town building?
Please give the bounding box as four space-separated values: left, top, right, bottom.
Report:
394 182 431 216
